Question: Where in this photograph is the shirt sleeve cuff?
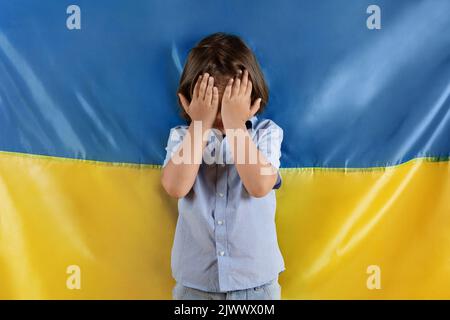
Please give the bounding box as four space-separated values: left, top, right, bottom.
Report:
273 171 282 189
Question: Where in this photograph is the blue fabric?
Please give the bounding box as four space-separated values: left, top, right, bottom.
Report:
162 116 285 292
1 0 448 168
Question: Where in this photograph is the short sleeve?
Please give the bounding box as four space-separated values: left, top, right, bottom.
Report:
162 125 189 168
256 120 284 189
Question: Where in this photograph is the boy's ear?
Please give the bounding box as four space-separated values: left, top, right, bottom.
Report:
178 93 190 113
249 98 262 117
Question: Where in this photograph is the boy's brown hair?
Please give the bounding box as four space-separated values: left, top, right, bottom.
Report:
177 32 269 122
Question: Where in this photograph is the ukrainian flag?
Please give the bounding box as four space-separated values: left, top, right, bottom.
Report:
0 0 449 299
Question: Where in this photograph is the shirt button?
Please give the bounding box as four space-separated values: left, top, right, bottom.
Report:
219 251 225 256
218 192 224 198
217 220 223 225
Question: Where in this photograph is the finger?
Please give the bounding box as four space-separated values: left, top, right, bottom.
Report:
193 75 202 99
199 72 209 100
232 72 241 96
205 76 214 104
240 69 248 95
245 79 253 97
223 77 234 100
249 97 262 116
178 93 190 113
211 86 219 108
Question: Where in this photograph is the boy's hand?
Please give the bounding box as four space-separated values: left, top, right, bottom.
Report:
178 73 219 128
221 69 262 129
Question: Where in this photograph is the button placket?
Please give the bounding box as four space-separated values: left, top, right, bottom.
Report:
214 142 230 291
214 163 227 255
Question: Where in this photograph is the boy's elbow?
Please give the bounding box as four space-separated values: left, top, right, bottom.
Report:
161 171 189 198
246 175 277 198
248 190 269 198
162 181 189 198
246 183 272 198
167 187 189 199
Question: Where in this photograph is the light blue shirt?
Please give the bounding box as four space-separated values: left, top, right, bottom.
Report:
162 116 285 292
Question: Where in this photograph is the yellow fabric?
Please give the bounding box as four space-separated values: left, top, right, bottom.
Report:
0 151 449 299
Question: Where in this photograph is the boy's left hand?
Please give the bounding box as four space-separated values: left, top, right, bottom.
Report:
221 69 262 129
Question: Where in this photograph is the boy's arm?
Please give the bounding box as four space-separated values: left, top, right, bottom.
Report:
161 73 219 198
221 69 280 198
225 122 279 198
161 121 212 198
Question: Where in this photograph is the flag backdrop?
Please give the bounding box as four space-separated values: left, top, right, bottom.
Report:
0 0 449 299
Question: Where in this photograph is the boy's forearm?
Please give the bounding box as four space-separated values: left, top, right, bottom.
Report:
161 121 211 198
225 121 278 198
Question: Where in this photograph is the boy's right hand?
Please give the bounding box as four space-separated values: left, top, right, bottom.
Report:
178 73 219 128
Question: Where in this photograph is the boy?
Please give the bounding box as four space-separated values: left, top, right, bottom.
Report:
161 33 284 300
